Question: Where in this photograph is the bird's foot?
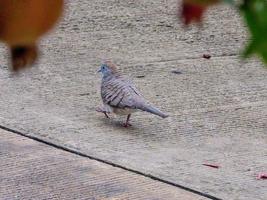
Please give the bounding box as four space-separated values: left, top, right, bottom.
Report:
122 122 132 128
96 107 110 118
122 114 132 127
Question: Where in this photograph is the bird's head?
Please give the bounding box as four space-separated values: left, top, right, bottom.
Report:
98 61 117 77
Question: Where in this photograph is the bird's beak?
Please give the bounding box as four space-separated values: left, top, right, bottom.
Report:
97 69 101 73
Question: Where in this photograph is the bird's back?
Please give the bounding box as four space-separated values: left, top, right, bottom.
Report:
101 74 145 110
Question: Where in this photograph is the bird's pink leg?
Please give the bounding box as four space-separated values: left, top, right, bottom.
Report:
123 114 132 127
104 112 109 118
96 107 110 118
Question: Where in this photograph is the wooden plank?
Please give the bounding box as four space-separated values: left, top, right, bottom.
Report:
0 129 206 200
0 1 266 200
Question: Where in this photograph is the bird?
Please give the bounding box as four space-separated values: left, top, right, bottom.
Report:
0 0 64 71
96 61 168 127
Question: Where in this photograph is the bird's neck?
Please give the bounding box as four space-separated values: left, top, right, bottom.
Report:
102 72 120 80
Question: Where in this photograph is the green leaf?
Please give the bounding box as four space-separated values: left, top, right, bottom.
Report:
243 40 256 58
240 0 267 65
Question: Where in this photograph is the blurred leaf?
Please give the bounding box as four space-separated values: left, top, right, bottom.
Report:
184 0 220 5
181 2 206 24
243 40 256 58
241 0 267 64
181 0 220 25
223 0 235 5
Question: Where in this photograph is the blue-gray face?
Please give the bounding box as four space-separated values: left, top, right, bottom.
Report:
98 64 111 75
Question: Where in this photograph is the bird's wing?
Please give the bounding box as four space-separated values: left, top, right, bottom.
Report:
101 76 145 109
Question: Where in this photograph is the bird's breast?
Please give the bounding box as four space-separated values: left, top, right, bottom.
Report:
113 107 138 115
103 103 137 115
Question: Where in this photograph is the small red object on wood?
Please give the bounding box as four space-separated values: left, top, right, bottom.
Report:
203 54 211 59
256 173 267 180
202 163 220 169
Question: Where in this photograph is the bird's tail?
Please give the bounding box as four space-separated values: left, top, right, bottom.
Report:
139 104 168 118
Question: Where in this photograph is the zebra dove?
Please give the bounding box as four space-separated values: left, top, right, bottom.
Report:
97 61 168 127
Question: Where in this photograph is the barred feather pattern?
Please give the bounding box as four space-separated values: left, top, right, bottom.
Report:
101 74 144 110
101 72 168 118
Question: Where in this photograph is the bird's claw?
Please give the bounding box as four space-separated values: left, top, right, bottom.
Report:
96 107 104 112
122 122 132 127
96 107 110 118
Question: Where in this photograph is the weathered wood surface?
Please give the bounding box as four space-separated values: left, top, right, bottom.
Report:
0 0 266 199
0 129 206 200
